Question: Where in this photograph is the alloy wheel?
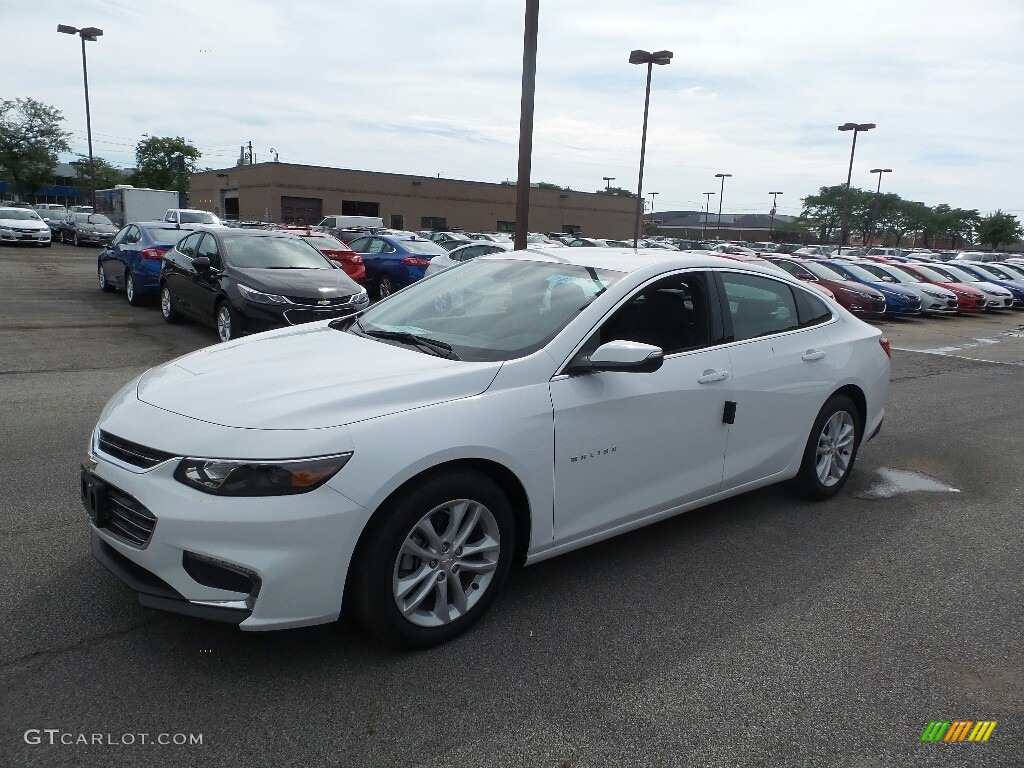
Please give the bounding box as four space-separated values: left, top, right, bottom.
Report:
379 276 394 299
815 410 856 487
217 305 233 342
392 498 500 628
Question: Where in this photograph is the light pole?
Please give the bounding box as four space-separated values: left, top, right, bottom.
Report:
768 191 783 240
836 122 875 255
629 48 673 248
715 173 731 240
514 0 540 251
867 168 891 246
57 24 103 211
702 192 715 239
603 176 615 190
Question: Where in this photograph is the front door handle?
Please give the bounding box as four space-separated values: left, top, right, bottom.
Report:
697 369 730 384
802 349 826 361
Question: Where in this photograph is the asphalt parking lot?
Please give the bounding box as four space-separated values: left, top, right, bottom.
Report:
1 242 1021 768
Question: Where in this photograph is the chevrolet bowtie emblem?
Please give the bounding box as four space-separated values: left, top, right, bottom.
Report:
317 299 331 305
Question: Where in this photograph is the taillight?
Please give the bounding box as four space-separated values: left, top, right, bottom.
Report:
879 336 892 358
402 256 431 267
141 248 165 260
349 254 363 264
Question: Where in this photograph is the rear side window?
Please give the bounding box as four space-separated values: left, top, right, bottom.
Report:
720 272 800 341
794 288 834 327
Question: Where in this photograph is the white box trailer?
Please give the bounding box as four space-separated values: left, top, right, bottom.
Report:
95 186 180 228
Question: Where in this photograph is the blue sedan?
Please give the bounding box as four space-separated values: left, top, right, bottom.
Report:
821 260 922 316
348 234 449 299
98 222 198 306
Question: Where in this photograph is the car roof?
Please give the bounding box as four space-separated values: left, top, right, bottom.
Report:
191 227 300 239
476 246 791 277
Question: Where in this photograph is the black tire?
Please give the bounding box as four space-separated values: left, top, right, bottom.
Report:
73 231 80 247
98 263 114 293
160 283 180 323
348 469 516 648
125 272 144 306
40 241 51 248
215 299 239 343
792 394 862 500
378 275 395 300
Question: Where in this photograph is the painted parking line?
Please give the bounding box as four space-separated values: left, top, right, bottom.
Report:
893 328 1024 366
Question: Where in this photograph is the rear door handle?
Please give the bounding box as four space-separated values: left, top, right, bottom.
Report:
802 349 826 361
697 369 730 384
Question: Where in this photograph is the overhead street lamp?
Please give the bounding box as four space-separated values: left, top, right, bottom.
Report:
715 173 732 240
867 168 891 246
629 48 673 248
768 191 783 240
57 24 103 211
513 0 540 251
603 176 615 190
836 122 875 255
702 192 715 239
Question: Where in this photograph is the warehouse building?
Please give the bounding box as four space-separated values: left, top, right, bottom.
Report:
189 162 635 236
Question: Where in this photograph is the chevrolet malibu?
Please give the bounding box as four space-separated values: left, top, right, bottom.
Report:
82 249 890 647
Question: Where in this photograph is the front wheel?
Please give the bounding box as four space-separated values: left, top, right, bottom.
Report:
216 301 238 342
160 284 180 323
349 470 515 648
793 395 862 500
377 275 395 300
73 231 80 247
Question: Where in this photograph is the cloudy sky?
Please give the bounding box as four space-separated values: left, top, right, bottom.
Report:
7 0 1023 218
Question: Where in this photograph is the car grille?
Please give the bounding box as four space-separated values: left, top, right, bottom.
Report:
98 431 176 469
871 301 886 312
285 294 360 307
947 300 957 307
98 484 157 548
282 307 359 325
910 298 922 309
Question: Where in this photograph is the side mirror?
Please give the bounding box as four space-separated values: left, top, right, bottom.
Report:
192 256 211 271
566 340 664 374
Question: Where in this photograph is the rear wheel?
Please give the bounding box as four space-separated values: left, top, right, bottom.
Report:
793 395 862 499
160 283 180 323
125 272 144 306
349 470 515 648
98 263 113 293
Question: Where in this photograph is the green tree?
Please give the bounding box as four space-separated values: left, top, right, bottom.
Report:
536 181 564 190
596 186 636 197
800 185 848 243
0 97 71 197
73 155 128 192
130 136 201 194
977 210 1023 250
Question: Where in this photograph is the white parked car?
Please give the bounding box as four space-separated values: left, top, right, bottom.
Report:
82 249 890 647
0 206 51 246
855 261 959 314
424 241 513 276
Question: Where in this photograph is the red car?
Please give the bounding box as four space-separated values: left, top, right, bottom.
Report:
897 263 987 313
279 227 365 283
766 257 887 317
714 252 836 300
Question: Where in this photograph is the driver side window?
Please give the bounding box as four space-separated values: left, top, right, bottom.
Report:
597 272 713 355
196 234 222 268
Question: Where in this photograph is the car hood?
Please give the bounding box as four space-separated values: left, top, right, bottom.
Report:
0 217 46 229
79 223 117 232
136 323 502 429
230 267 361 297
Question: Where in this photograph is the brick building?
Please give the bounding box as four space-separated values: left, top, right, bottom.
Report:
189 162 635 236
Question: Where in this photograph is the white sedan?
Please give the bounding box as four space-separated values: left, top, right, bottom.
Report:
82 249 890 647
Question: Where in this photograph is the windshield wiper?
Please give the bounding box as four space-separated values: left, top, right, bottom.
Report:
362 329 459 359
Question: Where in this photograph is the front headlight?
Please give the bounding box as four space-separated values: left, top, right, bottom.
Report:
921 289 948 299
174 453 352 496
237 283 293 305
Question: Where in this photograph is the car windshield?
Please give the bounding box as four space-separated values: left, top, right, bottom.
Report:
303 235 349 251
0 209 42 220
972 264 1011 280
87 214 113 225
801 261 850 281
830 262 879 282
350 258 623 362
877 265 921 284
772 260 815 280
222 235 332 269
146 227 192 245
995 263 1024 279
400 239 449 255
913 265 955 283
937 265 979 282
179 211 219 224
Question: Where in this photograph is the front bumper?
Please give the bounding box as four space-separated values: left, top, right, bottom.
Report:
75 232 114 244
0 229 50 244
83 443 370 631
236 294 369 334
